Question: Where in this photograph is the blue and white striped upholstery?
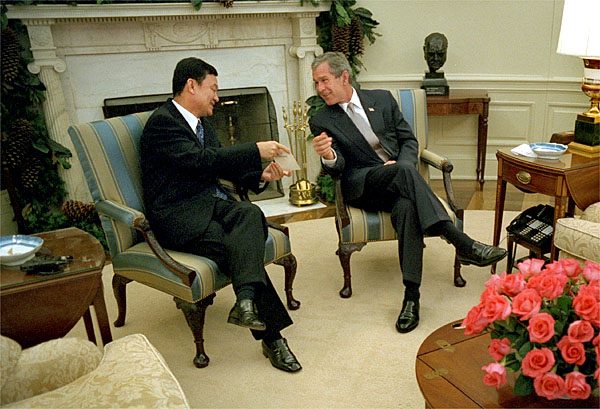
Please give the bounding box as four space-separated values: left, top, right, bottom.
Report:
336 89 462 245
69 112 292 303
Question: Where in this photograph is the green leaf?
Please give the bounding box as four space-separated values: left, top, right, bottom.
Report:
513 374 534 396
333 2 351 24
518 341 533 357
191 0 203 11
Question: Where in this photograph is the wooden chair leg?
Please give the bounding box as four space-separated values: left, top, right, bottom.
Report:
174 295 215 368
453 253 466 287
274 254 301 310
112 274 132 327
336 242 366 298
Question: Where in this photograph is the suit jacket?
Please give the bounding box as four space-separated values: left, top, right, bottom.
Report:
140 99 263 247
309 89 419 201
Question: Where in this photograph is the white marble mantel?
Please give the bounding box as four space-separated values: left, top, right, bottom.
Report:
7 0 329 202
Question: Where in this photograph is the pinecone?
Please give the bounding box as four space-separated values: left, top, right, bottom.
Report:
1 119 34 169
62 200 96 220
220 0 234 8
331 23 351 58
20 157 42 189
348 18 364 57
1 27 21 85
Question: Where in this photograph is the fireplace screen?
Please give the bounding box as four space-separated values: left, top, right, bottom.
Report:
103 87 283 201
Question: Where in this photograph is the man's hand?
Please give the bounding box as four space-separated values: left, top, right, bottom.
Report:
261 161 291 181
384 160 396 166
257 141 291 160
312 132 335 160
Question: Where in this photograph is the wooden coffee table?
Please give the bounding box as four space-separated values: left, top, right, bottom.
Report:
1 227 112 348
416 320 599 408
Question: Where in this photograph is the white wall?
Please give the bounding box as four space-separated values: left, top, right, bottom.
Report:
355 0 587 180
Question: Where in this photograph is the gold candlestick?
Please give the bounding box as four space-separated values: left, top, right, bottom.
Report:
282 101 317 206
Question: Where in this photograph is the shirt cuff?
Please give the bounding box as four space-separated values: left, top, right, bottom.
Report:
321 149 337 167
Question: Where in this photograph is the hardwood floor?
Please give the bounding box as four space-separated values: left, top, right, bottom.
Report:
267 179 555 225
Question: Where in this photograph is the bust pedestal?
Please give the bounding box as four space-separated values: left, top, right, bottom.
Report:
421 71 449 96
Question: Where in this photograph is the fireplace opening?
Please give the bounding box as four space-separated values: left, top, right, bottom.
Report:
103 87 284 201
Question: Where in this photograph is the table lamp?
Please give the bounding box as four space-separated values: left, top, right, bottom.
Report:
556 0 600 154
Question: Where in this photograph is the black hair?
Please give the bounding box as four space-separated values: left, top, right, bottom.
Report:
172 57 218 96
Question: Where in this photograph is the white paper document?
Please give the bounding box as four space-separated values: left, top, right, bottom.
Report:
511 143 537 158
273 152 301 171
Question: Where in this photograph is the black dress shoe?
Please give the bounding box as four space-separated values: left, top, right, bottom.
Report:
262 338 302 373
396 300 419 333
457 241 507 267
227 299 266 330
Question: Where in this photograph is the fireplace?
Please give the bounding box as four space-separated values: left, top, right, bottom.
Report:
6 1 328 202
103 86 284 200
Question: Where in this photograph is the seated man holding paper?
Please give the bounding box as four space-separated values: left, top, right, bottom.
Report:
140 56 302 373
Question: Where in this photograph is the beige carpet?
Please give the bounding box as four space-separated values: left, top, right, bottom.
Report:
68 210 523 409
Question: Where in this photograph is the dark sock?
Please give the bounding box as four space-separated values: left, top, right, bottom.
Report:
236 283 255 304
262 330 282 344
403 280 420 303
437 221 474 255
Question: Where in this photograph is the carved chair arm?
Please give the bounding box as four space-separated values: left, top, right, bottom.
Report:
95 200 196 287
420 149 462 218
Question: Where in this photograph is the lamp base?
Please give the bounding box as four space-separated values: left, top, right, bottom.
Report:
574 115 600 146
289 179 318 206
568 141 600 158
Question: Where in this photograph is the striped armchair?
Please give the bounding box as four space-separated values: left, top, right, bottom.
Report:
68 112 299 368
333 89 465 298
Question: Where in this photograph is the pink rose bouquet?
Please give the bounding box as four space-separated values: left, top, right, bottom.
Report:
462 258 600 399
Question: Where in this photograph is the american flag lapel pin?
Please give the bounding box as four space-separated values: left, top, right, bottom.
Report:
368 107 375 112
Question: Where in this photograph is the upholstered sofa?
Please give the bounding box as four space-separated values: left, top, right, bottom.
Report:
0 334 189 408
553 202 600 264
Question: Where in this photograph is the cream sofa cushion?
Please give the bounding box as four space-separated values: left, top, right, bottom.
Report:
0 336 21 390
554 202 600 263
1 337 102 405
5 334 190 409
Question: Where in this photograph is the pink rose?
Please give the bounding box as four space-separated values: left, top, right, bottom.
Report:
482 294 511 322
462 304 488 335
517 258 545 279
595 367 600 381
484 274 502 292
511 289 542 321
527 313 555 343
567 320 594 343
533 372 565 400
557 258 583 278
479 286 498 304
531 272 567 300
573 286 600 326
557 336 586 365
564 371 591 400
583 260 600 282
499 271 525 297
488 337 511 361
481 363 506 390
521 348 555 378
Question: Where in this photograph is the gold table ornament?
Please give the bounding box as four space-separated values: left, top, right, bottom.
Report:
282 101 317 206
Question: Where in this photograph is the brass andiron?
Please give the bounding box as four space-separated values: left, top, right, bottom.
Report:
220 100 238 145
283 101 317 206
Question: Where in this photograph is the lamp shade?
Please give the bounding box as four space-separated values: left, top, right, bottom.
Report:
556 0 600 58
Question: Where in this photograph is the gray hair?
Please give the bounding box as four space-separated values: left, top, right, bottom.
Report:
311 51 352 82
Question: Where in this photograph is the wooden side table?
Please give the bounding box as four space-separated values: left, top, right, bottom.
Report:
416 320 599 408
491 149 600 274
1 227 112 348
427 90 490 189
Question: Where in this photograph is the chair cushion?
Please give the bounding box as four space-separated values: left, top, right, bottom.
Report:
113 227 292 303
581 202 600 223
554 216 600 264
5 334 190 409
338 195 459 244
0 336 21 390
1 337 102 405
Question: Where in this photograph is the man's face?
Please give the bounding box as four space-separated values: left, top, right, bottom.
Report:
191 74 219 117
312 62 350 106
424 38 447 72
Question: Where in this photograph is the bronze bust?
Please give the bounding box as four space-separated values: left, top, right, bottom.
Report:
421 32 449 96
423 32 448 73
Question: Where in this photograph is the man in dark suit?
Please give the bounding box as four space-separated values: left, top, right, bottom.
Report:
309 52 507 334
140 57 301 372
